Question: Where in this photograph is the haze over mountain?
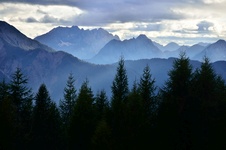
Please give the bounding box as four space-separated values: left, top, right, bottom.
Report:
32 23 226 64
194 39 226 62
34 26 119 59
154 42 180 52
1 21 226 101
89 34 162 64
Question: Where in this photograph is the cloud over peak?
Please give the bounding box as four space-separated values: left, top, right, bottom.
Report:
0 0 226 45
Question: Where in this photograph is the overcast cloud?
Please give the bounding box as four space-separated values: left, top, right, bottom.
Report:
0 0 226 45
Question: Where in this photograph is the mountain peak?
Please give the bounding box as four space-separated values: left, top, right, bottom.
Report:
0 20 53 52
165 42 179 47
215 39 226 45
0 20 9 27
34 25 120 59
0 20 22 35
162 42 180 51
137 34 149 40
71 25 79 29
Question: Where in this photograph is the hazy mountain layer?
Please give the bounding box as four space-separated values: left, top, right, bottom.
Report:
194 40 226 62
35 26 119 59
89 34 162 64
1 21 226 101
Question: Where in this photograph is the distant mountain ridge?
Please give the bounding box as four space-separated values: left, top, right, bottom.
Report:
89 34 162 64
154 42 180 52
34 26 119 59
33 23 226 63
1 20 226 101
194 40 226 62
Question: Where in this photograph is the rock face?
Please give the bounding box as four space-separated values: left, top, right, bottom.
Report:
34 26 119 59
89 34 162 64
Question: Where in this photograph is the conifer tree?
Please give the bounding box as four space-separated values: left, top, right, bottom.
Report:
10 68 33 114
59 73 77 149
91 90 112 150
111 57 129 104
139 65 156 123
95 90 109 121
9 68 33 149
158 53 193 150
137 65 157 147
124 80 144 149
32 84 62 150
59 73 76 126
69 80 96 150
191 57 226 149
110 57 129 149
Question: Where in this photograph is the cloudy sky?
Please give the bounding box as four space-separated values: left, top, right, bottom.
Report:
0 0 226 45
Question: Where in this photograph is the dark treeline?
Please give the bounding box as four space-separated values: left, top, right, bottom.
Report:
1 54 226 150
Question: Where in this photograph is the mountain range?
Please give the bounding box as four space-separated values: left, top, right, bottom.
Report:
1 20 226 101
89 34 162 64
35 24 226 64
34 26 119 59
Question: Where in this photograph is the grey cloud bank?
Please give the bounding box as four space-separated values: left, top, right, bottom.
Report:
0 0 226 45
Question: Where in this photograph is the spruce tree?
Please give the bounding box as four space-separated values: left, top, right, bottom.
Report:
124 80 144 149
138 65 157 148
95 90 109 121
139 65 156 123
59 73 77 149
9 68 33 149
191 57 226 149
32 84 62 150
158 53 193 150
111 57 129 104
91 90 112 150
59 73 76 126
69 79 96 150
10 68 33 114
110 57 129 149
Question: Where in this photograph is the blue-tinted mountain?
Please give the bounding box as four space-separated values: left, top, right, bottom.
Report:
186 44 206 58
0 21 53 52
162 45 189 58
89 34 162 64
163 42 180 51
0 21 117 100
197 42 210 47
2 21 226 102
153 41 180 52
194 39 226 62
34 26 119 59
153 41 164 50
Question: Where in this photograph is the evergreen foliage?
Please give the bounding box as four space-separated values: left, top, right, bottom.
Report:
110 57 129 149
59 73 77 149
158 53 194 149
9 68 33 149
191 57 226 149
69 79 96 150
31 84 62 150
1 56 226 150
60 73 77 126
95 90 109 120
